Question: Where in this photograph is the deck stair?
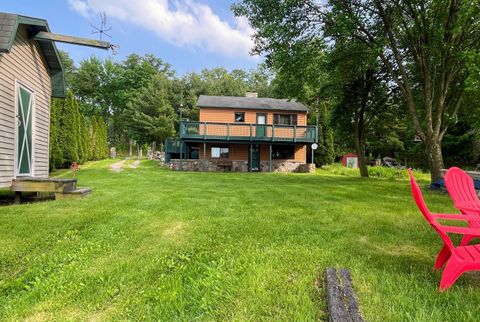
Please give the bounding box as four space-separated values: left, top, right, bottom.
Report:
11 177 91 203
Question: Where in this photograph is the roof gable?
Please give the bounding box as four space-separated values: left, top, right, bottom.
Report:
197 95 309 112
0 12 65 98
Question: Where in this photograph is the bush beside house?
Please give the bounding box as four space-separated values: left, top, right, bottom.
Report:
49 91 109 170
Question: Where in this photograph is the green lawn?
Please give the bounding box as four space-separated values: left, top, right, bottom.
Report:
1 160 479 321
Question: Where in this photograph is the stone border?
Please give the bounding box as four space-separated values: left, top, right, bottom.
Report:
167 159 315 173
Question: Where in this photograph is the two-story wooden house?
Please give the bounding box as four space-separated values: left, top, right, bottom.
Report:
170 94 317 172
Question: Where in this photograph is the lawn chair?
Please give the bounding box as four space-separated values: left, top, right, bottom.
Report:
408 169 480 290
444 167 480 246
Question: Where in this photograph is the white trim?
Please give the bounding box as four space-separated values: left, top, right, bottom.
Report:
14 79 35 177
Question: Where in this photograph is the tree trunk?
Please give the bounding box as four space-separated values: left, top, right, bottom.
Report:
354 105 369 178
137 145 142 160
354 136 369 178
426 138 444 183
129 140 133 157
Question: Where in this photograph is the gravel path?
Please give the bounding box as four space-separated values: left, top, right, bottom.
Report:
110 160 126 172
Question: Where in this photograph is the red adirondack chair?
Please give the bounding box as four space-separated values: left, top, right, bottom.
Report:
444 167 480 246
408 169 480 290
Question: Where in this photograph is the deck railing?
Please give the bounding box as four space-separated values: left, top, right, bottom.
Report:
180 121 317 143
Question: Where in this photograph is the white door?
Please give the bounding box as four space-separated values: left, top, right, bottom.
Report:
15 83 34 176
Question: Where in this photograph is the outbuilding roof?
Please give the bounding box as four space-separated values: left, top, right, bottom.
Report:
198 95 309 112
0 12 65 98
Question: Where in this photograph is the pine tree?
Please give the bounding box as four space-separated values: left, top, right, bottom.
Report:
59 91 79 166
49 98 64 170
73 98 85 163
315 104 335 166
83 117 93 161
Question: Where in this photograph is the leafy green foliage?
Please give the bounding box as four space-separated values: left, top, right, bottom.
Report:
124 74 176 145
49 92 109 169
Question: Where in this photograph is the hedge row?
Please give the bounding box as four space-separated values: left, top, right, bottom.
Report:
49 91 108 170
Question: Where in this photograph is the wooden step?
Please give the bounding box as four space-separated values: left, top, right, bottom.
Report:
54 187 92 200
12 177 77 193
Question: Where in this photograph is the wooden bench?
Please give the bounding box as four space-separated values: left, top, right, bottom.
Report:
217 160 233 171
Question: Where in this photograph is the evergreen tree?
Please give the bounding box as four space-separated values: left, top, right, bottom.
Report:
83 117 93 161
316 105 335 166
49 98 64 170
59 92 79 166
73 98 85 163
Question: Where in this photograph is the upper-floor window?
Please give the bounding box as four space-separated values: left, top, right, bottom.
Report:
234 112 245 123
273 114 297 125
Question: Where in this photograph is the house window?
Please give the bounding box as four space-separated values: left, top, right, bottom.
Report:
272 145 295 159
211 147 229 158
234 112 245 123
273 114 297 125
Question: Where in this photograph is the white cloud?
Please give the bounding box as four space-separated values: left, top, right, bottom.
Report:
68 0 255 58
68 0 90 17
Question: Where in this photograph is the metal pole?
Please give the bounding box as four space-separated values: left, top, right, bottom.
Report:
269 144 272 172
311 146 314 165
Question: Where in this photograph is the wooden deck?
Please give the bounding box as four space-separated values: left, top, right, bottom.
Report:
11 177 91 203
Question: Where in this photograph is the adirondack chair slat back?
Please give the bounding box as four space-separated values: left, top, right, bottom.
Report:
408 169 455 251
444 167 478 206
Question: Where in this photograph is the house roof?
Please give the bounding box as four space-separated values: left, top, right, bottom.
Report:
197 95 309 112
0 12 65 98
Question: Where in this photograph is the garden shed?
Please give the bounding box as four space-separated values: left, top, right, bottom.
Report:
0 13 110 194
0 13 66 188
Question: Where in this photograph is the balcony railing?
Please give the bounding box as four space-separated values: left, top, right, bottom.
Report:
180 121 317 143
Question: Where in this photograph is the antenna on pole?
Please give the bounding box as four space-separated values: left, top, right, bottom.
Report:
89 12 119 54
90 12 111 40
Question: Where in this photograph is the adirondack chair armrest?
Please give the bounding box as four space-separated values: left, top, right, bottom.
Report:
441 226 480 236
433 213 480 221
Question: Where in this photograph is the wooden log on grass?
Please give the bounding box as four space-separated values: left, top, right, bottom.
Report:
325 267 364 322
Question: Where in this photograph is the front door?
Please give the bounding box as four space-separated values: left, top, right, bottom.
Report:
16 83 34 176
256 113 266 138
249 144 260 171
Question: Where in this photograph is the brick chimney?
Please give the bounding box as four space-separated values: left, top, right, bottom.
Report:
245 91 258 98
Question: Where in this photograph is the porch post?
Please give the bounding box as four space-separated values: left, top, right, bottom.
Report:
269 144 272 173
249 143 252 172
203 141 207 171
180 141 183 171
311 145 314 164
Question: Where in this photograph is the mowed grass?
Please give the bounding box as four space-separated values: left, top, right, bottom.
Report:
1 160 479 321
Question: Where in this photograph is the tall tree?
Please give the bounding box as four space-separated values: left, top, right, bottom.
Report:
124 73 176 146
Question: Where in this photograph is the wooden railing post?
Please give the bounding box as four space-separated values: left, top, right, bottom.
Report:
293 125 297 143
203 122 207 140
272 124 275 142
227 123 230 141
249 124 253 141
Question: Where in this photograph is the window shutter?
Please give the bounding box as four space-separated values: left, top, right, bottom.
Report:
291 114 297 125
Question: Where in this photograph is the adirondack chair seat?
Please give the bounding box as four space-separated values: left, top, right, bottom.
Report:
455 244 480 261
408 169 480 290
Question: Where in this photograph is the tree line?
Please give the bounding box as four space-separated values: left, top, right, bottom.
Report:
50 91 108 170
55 9 480 182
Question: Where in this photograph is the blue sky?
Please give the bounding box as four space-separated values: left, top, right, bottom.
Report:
1 0 261 75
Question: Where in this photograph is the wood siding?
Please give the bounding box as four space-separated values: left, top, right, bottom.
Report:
198 143 306 162
0 25 51 188
199 108 307 126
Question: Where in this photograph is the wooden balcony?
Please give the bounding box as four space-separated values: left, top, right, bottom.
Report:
180 121 317 143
